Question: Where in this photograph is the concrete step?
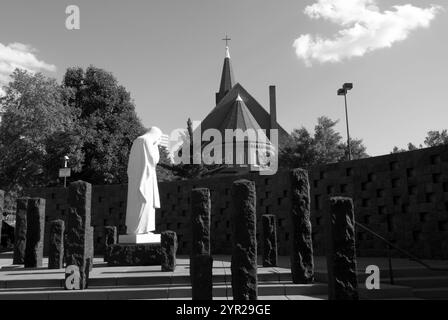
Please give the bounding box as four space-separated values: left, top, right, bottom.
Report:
0 283 328 300
316 269 448 284
0 271 291 290
393 276 448 289
413 287 448 300
359 283 415 300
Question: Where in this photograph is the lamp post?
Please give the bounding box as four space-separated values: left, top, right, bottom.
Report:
338 83 353 161
59 155 71 188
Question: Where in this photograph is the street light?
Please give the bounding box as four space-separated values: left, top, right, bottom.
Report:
338 83 353 161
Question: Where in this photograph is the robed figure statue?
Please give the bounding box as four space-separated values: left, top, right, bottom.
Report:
123 127 162 243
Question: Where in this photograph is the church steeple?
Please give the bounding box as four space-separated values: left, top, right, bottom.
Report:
216 36 235 105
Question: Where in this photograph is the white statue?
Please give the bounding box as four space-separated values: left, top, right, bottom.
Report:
121 127 162 244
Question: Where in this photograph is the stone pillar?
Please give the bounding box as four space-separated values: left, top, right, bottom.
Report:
0 190 4 242
327 197 359 300
65 181 93 290
290 169 314 284
231 179 257 300
262 215 278 267
103 226 117 262
191 254 213 300
13 198 28 264
48 220 65 269
191 188 211 256
24 198 45 268
161 231 177 272
190 188 213 300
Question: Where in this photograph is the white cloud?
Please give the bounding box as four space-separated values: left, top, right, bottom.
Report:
293 0 442 66
0 42 56 95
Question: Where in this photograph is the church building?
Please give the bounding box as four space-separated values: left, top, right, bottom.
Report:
196 43 291 174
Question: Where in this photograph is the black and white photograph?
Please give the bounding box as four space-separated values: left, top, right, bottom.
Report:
0 0 447 308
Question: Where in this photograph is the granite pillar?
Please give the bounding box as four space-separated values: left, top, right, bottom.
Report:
13 198 28 264
191 188 211 256
65 181 93 290
48 220 65 269
191 254 213 300
231 179 257 300
290 169 314 284
24 198 45 268
0 190 4 242
161 231 177 272
326 197 359 300
262 215 278 267
103 226 117 262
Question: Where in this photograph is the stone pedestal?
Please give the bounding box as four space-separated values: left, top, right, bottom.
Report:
327 197 359 300
65 181 93 290
13 198 28 265
119 232 160 244
290 169 314 284
231 179 258 301
161 231 177 272
106 243 161 266
48 220 65 269
24 198 45 268
262 215 278 267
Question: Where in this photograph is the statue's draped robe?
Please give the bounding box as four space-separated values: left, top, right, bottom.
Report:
125 129 161 234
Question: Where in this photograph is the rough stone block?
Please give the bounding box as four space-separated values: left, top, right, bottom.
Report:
290 169 314 284
103 226 117 262
262 215 278 267
327 197 359 300
48 220 64 269
65 181 93 289
191 188 211 256
191 254 213 300
24 198 45 268
161 231 178 272
106 243 161 266
231 179 257 300
13 198 28 264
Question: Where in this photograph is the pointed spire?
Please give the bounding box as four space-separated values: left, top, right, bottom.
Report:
226 46 231 59
216 42 235 105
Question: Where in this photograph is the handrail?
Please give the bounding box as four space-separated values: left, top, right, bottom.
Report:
356 222 448 272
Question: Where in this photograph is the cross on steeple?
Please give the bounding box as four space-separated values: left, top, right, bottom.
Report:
222 35 231 47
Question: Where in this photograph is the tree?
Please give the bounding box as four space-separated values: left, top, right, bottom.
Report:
0 69 82 210
391 129 448 153
279 116 368 169
63 66 146 184
424 130 448 147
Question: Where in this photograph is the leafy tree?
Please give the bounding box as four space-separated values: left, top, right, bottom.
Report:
157 145 176 182
63 66 146 184
0 69 82 210
424 130 448 147
391 130 448 153
280 116 368 169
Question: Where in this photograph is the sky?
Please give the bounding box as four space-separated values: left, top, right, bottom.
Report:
0 0 447 156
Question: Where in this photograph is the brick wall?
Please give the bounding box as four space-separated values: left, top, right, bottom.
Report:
25 145 448 259
310 145 448 259
26 172 294 256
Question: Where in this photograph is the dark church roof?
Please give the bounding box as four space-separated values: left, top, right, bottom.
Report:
202 83 291 147
210 94 263 134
